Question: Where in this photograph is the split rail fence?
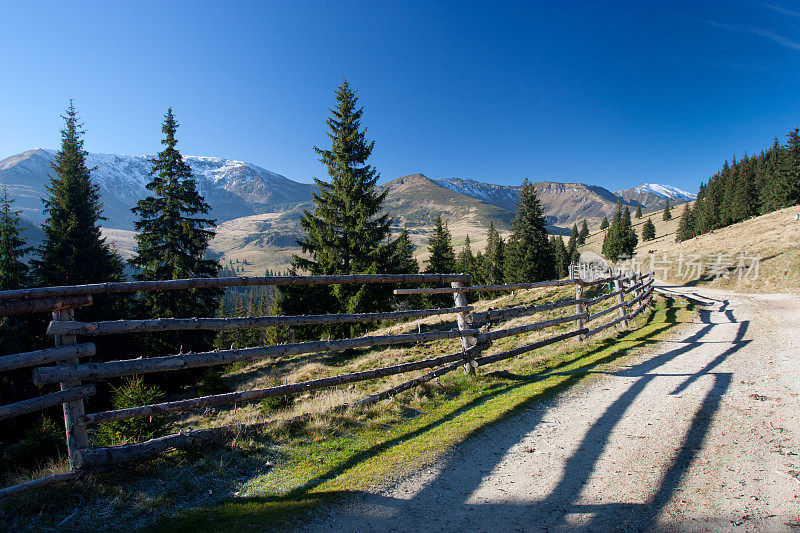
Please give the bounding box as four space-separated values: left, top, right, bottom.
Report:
0 270 654 497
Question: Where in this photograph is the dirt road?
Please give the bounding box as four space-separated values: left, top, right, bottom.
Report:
305 286 800 532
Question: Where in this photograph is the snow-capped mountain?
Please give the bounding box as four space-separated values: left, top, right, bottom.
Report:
631 183 696 201
615 182 696 209
0 149 316 230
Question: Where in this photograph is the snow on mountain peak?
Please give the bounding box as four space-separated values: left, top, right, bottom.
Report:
634 183 696 200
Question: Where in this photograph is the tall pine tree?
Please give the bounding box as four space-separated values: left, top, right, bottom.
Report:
0 187 29 291
131 108 220 367
35 101 124 287
425 215 457 274
286 79 393 323
676 203 696 242
504 178 554 282
641 217 656 241
662 198 672 221
578 219 589 244
482 221 505 285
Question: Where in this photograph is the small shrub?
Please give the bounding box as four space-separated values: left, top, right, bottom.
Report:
94 376 169 446
2 416 65 472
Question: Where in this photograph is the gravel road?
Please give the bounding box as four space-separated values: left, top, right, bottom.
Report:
306 286 800 532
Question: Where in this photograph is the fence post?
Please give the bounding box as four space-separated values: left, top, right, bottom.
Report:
614 278 629 328
451 280 478 374
53 308 89 470
575 281 586 341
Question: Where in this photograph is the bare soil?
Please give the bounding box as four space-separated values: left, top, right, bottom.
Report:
303 285 800 531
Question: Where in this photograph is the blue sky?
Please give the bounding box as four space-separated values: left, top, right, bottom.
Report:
2 1 800 193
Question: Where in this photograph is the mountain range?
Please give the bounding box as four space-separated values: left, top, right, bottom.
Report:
0 148 695 273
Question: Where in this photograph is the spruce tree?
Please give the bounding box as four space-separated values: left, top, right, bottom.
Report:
676 203 696 242
641 217 656 241
635 203 643 219
425 215 456 274
504 178 554 282
578 219 589 244
392 228 418 274
131 108 220 365
602 202 637 261
731 155 757 222
0 187 29 290
567 224 578 261
456 234 476 275
287 79 393 322
780 127 800 207
35 101 124 287
760 137 784 212
600 216 609 230
662 198 672 221
552 235 569 279
721 158 737 226
482 221 505 285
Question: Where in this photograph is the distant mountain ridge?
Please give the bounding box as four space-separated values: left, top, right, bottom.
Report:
616 182 696 210
0 148 316 230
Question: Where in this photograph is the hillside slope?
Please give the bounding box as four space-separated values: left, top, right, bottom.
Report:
579 204 800 292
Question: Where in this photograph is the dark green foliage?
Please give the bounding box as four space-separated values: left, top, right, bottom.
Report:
95 376 169 445
780 128 800 207
504 179 554 283
131 109 220 384
635 203 643 219
0 187 29 291
731 154 757 223
551 235 569 279
599 216 609 230
1 416 65 475
425 215 457 274
662 198 672 221
675 203 696 243
284 80 393 335
482 221 505 286
688 125 800 241
578 219 589 244
35 101 124 288
602 202 638 261
392 229 419 275
567 224 579 263
456 235 477 276
641 217 656 241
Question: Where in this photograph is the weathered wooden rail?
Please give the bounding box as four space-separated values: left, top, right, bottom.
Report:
0 270 654 497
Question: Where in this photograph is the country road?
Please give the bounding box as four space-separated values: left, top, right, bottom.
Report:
304 286 800 532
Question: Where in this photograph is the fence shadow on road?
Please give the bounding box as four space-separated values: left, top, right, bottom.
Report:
271 293 750 531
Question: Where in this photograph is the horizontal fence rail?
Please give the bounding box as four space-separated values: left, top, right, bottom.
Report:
0 343 96 372
0 274 471 303
47 306 472 337
0 269 656 497
33 328 480 385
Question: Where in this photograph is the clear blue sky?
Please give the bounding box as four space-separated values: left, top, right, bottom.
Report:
2 1 800 193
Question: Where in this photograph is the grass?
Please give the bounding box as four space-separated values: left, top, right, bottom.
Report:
579 202 800 292
0 289 691 532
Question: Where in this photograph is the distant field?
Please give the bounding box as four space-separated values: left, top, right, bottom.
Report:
579 203 800 292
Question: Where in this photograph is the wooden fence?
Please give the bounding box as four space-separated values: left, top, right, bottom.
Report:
0 270 654 497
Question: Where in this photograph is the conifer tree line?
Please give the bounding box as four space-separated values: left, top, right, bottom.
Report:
601 200 638 261
672 127 800 243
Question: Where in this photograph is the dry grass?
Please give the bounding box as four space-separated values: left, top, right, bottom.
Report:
579 203 800 292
